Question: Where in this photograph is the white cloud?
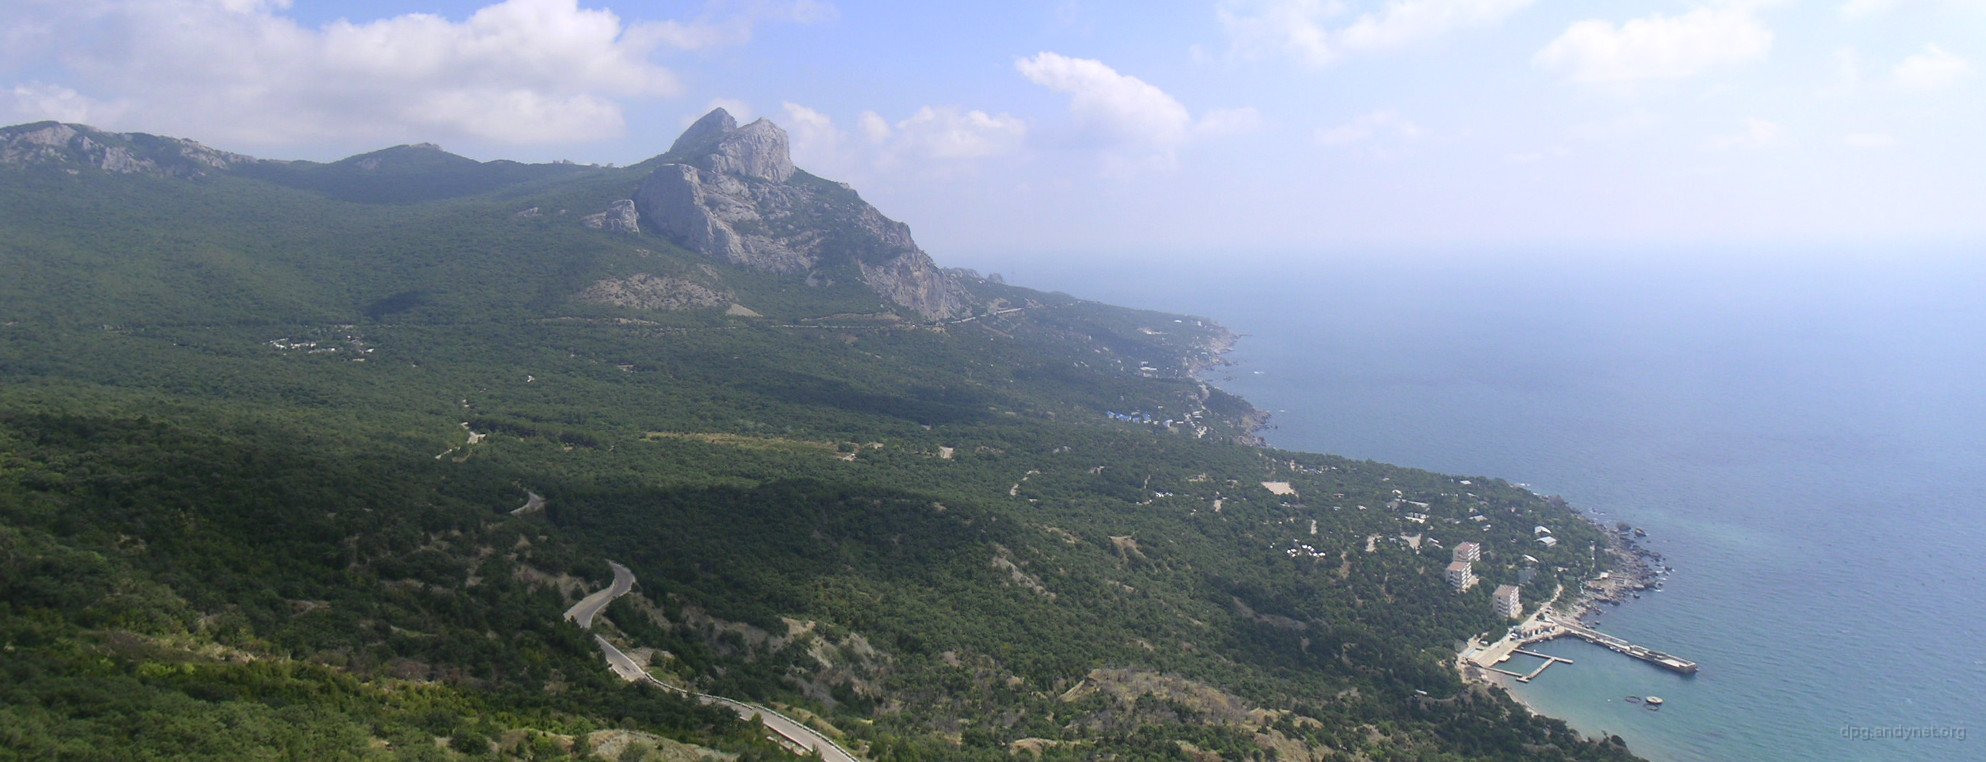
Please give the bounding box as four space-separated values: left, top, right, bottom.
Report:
1710 117 1783 149
779 103 1025 176
1217 0 1533 67
1536 7 1773 85
1893 43 1971 90
2 83 125 125
0 0 829 147
780 101 844 167
1339 0 1536 51
890 107 1028 160
1195 107 1266 138
1016 52 1253 168
1843 132 1897 148
1315 110 1425 147
1017 52 1192 153
1216 0 1341 67
858 111 892 143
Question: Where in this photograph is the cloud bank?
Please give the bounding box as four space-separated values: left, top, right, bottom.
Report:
0 0 827 147
1218 0 1534 67
1536 7 1773 85
1017 52 1257 169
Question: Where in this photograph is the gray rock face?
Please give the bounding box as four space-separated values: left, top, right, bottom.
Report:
582 199 641 234
669 109 738 155
0 122 253 177
633 108 971 321
692 119 795 183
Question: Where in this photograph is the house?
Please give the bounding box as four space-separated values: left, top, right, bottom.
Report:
1536 535 1559 548
1452 541 1481 564
1493 585 1522 619
1446 561 1476 591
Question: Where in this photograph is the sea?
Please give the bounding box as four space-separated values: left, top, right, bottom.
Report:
971 246 1986 761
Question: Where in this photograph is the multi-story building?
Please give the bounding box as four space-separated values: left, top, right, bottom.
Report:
1493 584 1522 619
1453 541 1481 564
1446 560 1476 591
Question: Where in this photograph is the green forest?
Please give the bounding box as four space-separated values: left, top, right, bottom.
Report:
1 122 1639 760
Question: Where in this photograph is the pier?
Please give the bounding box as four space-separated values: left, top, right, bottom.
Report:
1553 621 1698 674
1466 616 1697 680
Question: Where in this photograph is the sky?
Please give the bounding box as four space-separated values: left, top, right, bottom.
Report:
4 0 1984 260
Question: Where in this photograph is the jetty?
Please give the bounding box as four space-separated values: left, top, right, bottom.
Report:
1554 621 1698 675
1465 614 1697 681
1481 648 1577 682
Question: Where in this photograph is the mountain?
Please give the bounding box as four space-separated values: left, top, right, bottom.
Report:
0 117 1640 760
0 111 969 320
630 108 969 320
0 121 254 177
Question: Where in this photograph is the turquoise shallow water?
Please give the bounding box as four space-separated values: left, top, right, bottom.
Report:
977 248 1986 761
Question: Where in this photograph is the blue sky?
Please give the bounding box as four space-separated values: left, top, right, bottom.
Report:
5 1 1983 259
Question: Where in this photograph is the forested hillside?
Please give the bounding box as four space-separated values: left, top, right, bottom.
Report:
1 119 1639 760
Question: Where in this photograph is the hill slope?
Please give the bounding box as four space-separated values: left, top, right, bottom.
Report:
0 117 1639 760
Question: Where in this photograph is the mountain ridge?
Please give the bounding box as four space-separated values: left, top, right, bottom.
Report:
1 114 1640 761
3 113 971 321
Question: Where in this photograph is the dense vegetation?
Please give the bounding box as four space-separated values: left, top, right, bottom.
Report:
1 125 1639 760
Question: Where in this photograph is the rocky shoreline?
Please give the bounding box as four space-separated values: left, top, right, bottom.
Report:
1555 521 1670 626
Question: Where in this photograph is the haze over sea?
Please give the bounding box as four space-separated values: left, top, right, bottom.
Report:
975 248 1986 761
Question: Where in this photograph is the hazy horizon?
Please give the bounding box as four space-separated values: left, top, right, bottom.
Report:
5 0 1983 256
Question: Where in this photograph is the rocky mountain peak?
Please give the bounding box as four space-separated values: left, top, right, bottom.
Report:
669 108 739 155
632 112 970 320
0 121 254 177
668 110 796 184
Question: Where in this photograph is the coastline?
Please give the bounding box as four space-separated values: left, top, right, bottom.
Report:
1182 323 1273 445
1184 324 1666 631
1455 514 1672 746
1186 322 1666 745
1456 511 1670 660
1089 255 1986 762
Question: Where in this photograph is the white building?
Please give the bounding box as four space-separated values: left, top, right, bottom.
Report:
1446 561 1476 591
1453 541 1481 564
1493 585 1522 619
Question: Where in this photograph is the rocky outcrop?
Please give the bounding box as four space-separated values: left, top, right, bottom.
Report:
0 122 253 177
581 199 640 234
669 108 738 155
578 274 731 311
860 254 963 324
634 108 972 321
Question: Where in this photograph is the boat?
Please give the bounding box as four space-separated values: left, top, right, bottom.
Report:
1645 696 1663 707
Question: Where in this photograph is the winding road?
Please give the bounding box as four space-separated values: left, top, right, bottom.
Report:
561 561 630 629
564 561 859 762
511 490 546 516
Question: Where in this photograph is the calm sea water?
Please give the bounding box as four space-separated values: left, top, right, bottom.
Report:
976 248 1986 761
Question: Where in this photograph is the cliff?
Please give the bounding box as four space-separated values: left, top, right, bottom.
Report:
632 109 972 321
0 122 254 177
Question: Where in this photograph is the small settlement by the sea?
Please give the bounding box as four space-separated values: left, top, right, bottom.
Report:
1458 522 1692 690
